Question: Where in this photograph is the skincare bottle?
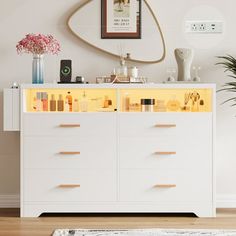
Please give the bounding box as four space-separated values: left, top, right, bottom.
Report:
50 94 56 112
103 96 109 108
57 94 64 112
66 92 73 112
73 99 79 112
80 91 88 112
36 92 41 112
65 98 70 112
42 92 48 112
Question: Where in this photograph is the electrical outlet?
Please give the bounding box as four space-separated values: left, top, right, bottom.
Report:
185 21 223 34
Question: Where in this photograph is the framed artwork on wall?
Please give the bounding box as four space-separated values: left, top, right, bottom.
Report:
101 0 141 39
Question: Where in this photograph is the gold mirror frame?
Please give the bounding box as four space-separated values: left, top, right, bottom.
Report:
67 0 166 64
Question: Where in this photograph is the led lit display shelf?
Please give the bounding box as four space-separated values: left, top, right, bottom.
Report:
22 83 213 113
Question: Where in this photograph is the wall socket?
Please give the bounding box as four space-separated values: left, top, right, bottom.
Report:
185 21 223 34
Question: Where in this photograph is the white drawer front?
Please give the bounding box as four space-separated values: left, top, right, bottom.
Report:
120 135 212 170
23 113 116 136
23 136 116 169
119 113 212 137
120 170 212 203
24 170 116 202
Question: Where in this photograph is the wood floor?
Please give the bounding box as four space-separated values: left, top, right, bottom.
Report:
0 209 236 236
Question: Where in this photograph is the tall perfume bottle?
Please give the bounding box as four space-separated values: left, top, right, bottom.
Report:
80 91 88 112
66 92 73 112
57 94 64 112
50 94 56 112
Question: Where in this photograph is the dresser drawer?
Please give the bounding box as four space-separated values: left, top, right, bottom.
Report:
23 136 116 169
23 113 116 136
119 113 212 137
120 170 212 203
24 170 116 202
120 136 212 170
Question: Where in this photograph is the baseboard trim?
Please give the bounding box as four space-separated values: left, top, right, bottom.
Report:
0 194 236 209
0 195 20 208
216 194 236 208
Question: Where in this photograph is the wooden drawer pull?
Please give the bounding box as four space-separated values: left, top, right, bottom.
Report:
59 124 80 128
155 152 176 155
155 124 176 128
59 152 80 155
154 184 176 188
58 184 80 188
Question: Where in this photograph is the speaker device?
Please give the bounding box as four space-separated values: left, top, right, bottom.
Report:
60 60 72 83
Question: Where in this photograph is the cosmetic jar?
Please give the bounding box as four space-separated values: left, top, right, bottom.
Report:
141 99 155 112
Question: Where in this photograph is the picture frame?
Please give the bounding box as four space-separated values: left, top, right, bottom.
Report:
101 0 141 39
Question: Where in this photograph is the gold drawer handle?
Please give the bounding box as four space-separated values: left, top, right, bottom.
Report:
58 184 80 188
154 184 176 188
59 124 80 128
155 152 176 155
59 152 81 155
155 124 176 128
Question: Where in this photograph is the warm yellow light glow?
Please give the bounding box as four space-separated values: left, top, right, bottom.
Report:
24 88 212 113
119 88 212 112
25 89 117 112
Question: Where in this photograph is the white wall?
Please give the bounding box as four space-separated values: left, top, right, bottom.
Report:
0 0 236 207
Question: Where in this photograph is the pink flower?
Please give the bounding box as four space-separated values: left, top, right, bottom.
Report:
16 33 61 55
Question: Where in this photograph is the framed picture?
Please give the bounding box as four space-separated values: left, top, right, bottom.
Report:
101 0 141 39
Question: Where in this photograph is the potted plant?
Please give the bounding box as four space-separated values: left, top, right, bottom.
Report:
217 55 236 106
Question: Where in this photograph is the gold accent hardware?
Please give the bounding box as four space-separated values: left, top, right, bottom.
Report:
58 184 80 188
155 124 176 128
59 152 80 155
154 184 176 188
59 124 80 128
155 152 176 155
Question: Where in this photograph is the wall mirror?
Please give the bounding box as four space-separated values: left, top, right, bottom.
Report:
68 0 166 63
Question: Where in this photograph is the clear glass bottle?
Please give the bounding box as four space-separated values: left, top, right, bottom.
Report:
80 91 88 112
73 99 79 112
116 57 128 78
122 93 130 112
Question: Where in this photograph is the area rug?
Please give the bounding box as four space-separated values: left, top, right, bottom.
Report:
52 229 236 236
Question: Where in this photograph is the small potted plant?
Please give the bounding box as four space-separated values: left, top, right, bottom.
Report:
16 33 60 84
217 55 236 105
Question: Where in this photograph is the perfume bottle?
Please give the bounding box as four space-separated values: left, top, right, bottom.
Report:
73 99 79 112
66 92 73 112
57 94 64 112
50 94 56 112
80 91 88 112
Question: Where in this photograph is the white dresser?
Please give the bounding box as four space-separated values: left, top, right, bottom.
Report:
16 83 215 217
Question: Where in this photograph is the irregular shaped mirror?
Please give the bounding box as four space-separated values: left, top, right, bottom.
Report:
68 0 166 63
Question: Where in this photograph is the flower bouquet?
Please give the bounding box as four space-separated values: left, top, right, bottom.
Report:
16 33 60 84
